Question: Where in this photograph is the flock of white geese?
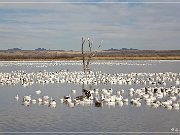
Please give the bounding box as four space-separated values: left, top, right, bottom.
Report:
0 70 179 87
15 90 57 108
15 84 180 110
0 61 179 110
7 70 179 110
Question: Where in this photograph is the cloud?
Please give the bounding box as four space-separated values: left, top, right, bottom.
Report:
0 1 180 50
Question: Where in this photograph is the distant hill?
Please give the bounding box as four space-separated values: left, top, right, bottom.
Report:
8 48 22 51
104 48 138 51
35 48 46 51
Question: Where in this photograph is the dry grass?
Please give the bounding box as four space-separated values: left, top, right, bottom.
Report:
0 50 180 61
91 56 180 60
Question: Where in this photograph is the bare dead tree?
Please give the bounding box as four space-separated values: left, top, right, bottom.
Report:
82 37 86 73
81 37 102 73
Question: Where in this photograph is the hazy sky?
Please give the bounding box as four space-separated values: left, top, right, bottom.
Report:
0 0 180 50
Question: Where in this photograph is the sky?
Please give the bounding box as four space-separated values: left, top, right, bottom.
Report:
0 0 180 50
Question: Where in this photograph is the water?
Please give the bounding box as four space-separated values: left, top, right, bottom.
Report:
0 60 180 134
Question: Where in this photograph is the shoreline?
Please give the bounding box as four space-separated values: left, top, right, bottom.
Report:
0 50 180 61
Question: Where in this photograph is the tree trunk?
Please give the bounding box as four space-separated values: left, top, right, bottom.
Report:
81 37 86 73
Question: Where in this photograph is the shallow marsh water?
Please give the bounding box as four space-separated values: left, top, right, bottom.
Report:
0 60 180 134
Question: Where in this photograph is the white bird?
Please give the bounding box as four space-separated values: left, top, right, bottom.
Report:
60 98 64 103
173 103 179 108
123 98 128 103
117 101 123 106
15 94 19 101
42 96 49 101
121 89 125 94
43 100 49 105
175 80 180 85
71 89 76 94
31 99 36 104
35 90 41 94
116 91 121 96
115 95 123 102
38 98 42 102
50 99 56 106
23 95 31 102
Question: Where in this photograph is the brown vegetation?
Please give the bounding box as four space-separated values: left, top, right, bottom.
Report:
0 50 180 61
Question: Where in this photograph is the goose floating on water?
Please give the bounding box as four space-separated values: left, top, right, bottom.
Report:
6 64 179 112
35 90 41 94
31 99 36 104
50 99 56 106
71 89 76 94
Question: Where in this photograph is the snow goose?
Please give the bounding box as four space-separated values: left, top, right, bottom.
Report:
35 90 41 94
71 89 76 94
